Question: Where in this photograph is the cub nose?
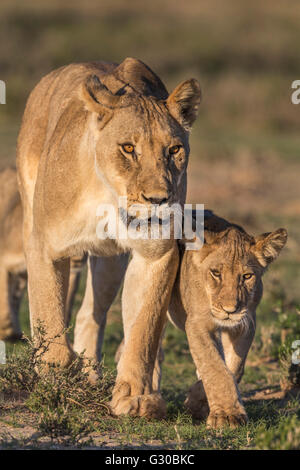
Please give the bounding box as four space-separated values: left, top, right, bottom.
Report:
222 304 239 314
141 193 169 205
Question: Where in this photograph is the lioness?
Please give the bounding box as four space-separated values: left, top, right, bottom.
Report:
167 211 288 428
16 58 201 418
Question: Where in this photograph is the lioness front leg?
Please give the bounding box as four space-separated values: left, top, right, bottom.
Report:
73 254 129 381
115 329 165 393
26 236 74 367
110 245 178 419
186 318 248 429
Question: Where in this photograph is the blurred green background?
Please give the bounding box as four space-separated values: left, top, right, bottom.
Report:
0 0 299 307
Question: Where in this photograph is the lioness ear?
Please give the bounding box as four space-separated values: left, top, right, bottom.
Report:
167 79 201 131
253 228 288 267
81 75 123 113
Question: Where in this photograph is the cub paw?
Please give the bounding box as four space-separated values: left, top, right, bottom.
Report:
184 380 209 420
207 410 248 429
110 382 166 419
185 397 209 421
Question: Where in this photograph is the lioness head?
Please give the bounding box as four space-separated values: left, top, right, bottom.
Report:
80 58 201 213
191 218 287 327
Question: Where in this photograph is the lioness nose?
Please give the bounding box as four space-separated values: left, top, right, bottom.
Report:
142 194 169 205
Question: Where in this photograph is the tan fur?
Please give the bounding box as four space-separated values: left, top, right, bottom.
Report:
168 212 287 428
0 167 26 340
106 212 287 428
0 167 88 339
16 58 201 418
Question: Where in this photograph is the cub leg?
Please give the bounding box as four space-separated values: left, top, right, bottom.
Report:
110 246 178 419
185 317 248 429
221 311 256 383
73 254 128 374
26 236 74 367
185 315 256 420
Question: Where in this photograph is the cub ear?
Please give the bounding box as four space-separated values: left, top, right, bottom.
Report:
167 79 201 131
80 74 122 113
253 228 288 267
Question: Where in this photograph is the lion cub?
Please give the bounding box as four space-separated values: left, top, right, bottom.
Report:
168 211 287 428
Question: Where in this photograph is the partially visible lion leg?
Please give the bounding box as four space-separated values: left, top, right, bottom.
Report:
110 246 178 419
221 311 256 383
73 254 128 380
0 267 22 341
7 271 27 340
114 339 124 364
152 325 166 392
65 254 87 326
26 236 74 367
184 376 209 421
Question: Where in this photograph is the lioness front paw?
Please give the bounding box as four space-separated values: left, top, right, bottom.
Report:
39 342 76 371
207 410 248 429
110 382 166 419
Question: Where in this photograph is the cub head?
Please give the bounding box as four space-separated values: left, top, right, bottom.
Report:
192 221 287 328
80 58 201 212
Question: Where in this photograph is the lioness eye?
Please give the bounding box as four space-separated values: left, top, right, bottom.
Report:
169 145 181 155
243 273 253 280
211 269 221 279
122 144 134 154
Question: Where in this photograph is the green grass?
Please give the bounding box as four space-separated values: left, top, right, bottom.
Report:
1 226 299 449
1 279 300 449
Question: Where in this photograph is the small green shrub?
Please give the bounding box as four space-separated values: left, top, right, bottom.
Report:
0 329 114 444
255 415 300 450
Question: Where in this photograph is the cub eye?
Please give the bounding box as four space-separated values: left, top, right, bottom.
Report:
243 273 253 280
169 145 181 155
211 269 221 279
122 144 134 154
